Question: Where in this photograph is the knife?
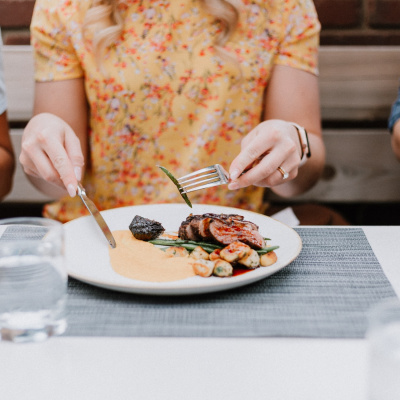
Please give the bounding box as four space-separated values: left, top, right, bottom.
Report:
76 183 116 248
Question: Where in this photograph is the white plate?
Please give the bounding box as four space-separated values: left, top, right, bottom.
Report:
65 204 302 295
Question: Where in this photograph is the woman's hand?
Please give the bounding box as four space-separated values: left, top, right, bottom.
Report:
228 65 325 197
20 112 84 197
228 119 303 189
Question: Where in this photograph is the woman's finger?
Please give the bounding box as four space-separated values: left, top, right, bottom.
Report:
23 143 66 187
42 137 78 196
229 120 286 180
20 139 59 183
20 113 85 197
229 139 274 181
64 125 84 182
229 142 299 189
18 152 41 178
229 120 303 189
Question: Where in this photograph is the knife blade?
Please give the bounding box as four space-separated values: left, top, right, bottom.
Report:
76 183 116 248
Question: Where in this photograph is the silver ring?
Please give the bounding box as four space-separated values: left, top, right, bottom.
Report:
277 166 289 180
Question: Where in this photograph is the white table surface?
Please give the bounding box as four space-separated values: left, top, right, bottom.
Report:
1 226 399 400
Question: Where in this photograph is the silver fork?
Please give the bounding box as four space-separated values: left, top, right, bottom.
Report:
177 164 230 194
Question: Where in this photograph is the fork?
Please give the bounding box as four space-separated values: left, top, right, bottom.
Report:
177 164 230 194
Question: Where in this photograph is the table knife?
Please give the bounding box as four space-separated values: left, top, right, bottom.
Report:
76 183 116 248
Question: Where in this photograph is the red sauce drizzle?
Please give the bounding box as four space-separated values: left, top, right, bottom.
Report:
232 267 252 276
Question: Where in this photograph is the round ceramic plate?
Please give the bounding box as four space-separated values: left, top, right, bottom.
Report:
65 203 302 295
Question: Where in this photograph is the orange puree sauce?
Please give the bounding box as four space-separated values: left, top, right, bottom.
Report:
108 230 196 282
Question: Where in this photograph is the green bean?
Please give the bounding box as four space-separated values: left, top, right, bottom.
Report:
149 239 220 253
157 166 192 208
256 245 279 255
149 238 279 255
149 238 220 248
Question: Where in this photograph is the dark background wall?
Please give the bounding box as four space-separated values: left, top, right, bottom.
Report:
1 0 400 45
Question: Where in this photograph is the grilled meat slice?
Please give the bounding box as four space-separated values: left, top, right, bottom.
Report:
188 216 203 240
178 214 218 241
208 217 265 249
178 213 266 249
178 214 202 241
178 216 192 240
197 217 214 240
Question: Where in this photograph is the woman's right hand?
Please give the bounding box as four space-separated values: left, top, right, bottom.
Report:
20 112 84 197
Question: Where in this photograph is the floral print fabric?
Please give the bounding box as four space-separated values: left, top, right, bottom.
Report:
31 0 320 222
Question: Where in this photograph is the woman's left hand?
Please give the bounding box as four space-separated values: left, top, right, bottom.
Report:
228 119 302 190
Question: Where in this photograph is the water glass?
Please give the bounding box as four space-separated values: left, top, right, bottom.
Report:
0 217 67 343
367 297 400 400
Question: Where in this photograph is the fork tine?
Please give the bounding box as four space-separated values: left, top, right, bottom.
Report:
177 164 230 194
180 175 221 190
177 165 217 181
178 170 219 185
181 180 225 194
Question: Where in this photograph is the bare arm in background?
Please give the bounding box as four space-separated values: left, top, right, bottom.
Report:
391 119 400 161
0 110 15 199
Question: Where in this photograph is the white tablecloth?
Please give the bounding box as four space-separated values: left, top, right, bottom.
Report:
1 226 399 400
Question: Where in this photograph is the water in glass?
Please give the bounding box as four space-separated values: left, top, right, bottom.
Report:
0 218 67 343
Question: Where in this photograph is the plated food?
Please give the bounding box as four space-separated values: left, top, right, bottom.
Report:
65 203 301 295
126 213 279 279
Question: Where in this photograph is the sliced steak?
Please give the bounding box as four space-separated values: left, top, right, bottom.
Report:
178 215 198 241
178 213 266 249
197 217 214 240
188 216 203 240
208 218 266 249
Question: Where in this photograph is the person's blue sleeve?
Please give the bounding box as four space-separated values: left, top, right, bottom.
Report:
388 86 400 133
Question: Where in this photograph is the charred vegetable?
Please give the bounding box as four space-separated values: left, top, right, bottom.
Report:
129 215 165 241
157 165 193 208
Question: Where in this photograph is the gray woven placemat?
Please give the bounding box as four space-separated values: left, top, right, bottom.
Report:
63 228 397 338
1 225 48 240
1 225 396 337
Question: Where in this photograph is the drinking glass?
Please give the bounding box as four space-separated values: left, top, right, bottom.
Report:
0 217 67 343
366 297 400 400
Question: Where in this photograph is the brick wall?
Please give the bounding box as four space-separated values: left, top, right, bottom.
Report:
0 0 400 45
317 0 400 45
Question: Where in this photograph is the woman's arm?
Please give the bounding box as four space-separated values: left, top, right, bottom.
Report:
0 110 15 199
263 64 325 197
391 120 400 161
228 65 325 197
20 78 88 198
389 88 400 161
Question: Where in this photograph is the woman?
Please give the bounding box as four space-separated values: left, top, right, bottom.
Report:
389 85 400 160
21 0 325 222
0 29 15 200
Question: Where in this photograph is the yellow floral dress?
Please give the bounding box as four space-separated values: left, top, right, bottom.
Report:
31 0 320 223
